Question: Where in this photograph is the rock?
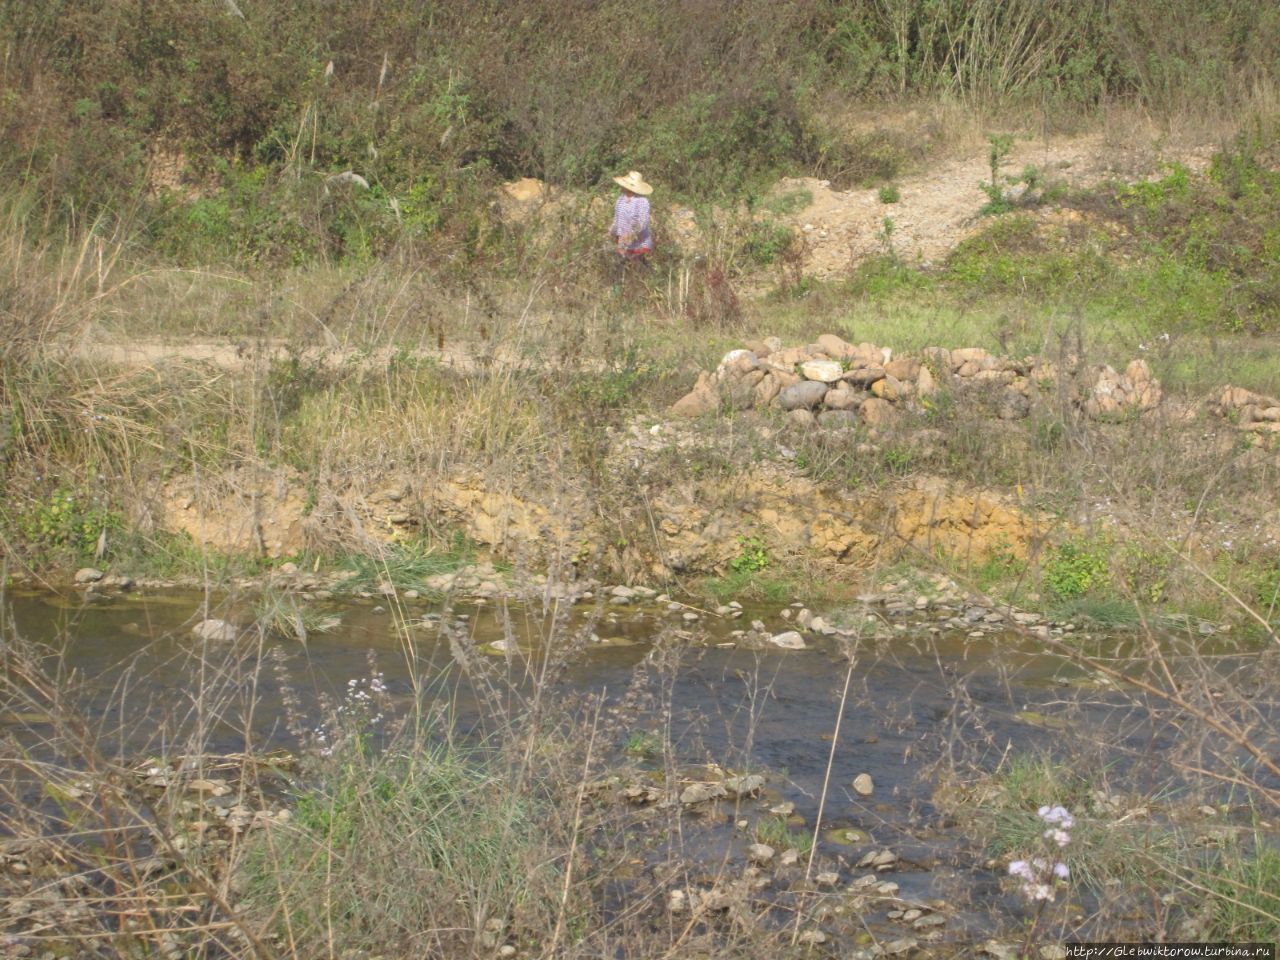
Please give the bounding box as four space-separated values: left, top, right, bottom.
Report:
823 384 862 410
871 374 904 401
816 333 859 360
779 847 801 866
798 930 828 945
717 349 759 376
815 871 840 886
768 630 807 650
680 781 728 805
852 773 874 796
610 585 636 599
950 347 989 367
191 619 237 642
818 409 860 430
754 373 782 406
861 397 898 429
786 409 816 428
857 848 898 870
801 359 844 383
882 938 918 956
780 380 829 410
843 364 886 386
913 913 946 929
667 888 688 914
724 774 765 797
74 567 104 584
980 942 1019 960
916 364 937 396
885 358 920 381
671 371 719 418
747 842 776 865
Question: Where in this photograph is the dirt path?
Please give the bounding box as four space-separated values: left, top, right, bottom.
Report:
765 133 1212 279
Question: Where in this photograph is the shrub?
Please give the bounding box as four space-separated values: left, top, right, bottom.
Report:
1043 539 1111 601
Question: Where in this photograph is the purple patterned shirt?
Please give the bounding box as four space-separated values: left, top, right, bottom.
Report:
610 194 652 254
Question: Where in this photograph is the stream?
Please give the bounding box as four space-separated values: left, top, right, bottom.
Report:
2 586 1269 949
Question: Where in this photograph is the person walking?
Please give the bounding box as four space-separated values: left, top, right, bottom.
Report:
608 170 653 290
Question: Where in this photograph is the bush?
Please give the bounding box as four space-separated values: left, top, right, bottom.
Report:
1043 539 1111 601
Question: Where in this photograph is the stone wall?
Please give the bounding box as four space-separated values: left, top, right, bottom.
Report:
672 333 1163 427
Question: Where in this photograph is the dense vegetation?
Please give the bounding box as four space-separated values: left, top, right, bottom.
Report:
4 0 1279 264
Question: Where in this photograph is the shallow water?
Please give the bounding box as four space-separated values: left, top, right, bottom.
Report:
1 586 1266 942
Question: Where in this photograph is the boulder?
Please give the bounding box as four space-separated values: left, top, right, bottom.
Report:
800 359 844 383
844 365 886 387
671 371 719 418
779 380 829 410
823 385 862 411
885 358 920 381
753 373 782 407
871 374 904 401
916 364 937 397
861 397 898 429
950 347 989 367
718 349 759 377
816 333 859 360
74 567 104 584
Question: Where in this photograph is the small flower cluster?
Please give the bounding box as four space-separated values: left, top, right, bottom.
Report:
1007 805 1073 902
312 670 390 757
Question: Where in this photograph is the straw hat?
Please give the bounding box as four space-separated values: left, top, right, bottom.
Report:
613 170 653 196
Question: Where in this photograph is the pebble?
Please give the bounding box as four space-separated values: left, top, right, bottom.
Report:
852 773 874 796
74 567 104 584
667 888 687 914
798 929 828 945
857 848 898 870
815 871 839 886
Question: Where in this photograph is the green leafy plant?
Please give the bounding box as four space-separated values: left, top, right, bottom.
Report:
1043 539 1111 601
878 183 900 204
744 220 797 267
729 535 770 574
